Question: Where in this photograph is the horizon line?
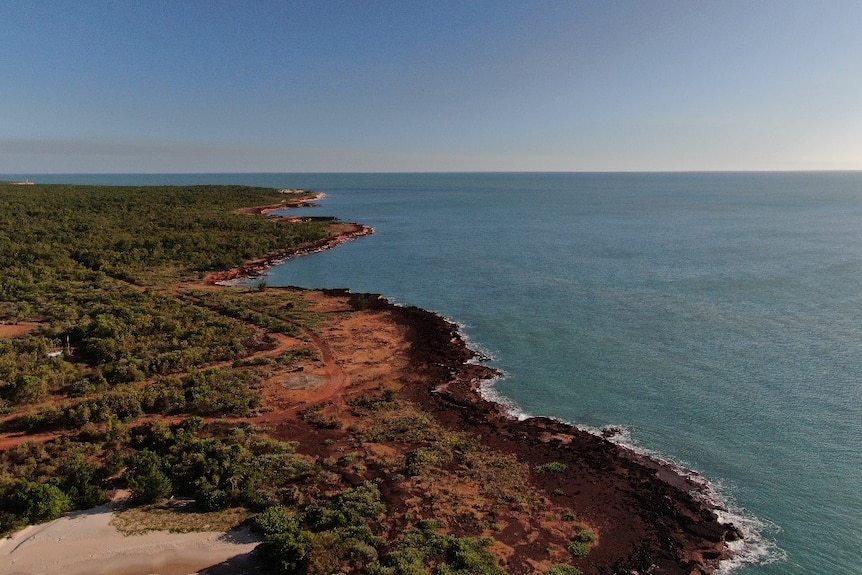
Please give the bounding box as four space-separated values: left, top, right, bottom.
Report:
4 169 862 176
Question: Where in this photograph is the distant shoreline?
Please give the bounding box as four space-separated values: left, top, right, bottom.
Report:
207 191 374 285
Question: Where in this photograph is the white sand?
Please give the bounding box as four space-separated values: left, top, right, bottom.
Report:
0 505 259 575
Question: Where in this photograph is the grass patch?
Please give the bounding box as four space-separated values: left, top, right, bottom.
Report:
111 501 252 534
359 409 437 444
547 564 583 575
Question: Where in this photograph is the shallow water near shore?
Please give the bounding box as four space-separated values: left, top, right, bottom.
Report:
11 171 862 574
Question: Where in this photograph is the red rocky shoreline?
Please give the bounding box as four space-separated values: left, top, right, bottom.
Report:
206 222 374 284
373 296 742 575
217 193 743 574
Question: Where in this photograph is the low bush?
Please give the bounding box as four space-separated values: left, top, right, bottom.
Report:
546 564 582 575
567 526 597 557
536 461 568 473
378 520 505 575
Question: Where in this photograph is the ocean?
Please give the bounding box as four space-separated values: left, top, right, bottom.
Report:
9 172 862 574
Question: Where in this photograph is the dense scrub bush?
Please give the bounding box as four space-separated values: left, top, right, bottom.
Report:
127 421 315 511
0 438 107 511
304 482 385 530
184 369 261 416
251 483 389 575
0 478 72 533
377 520 505 575
254 506 314 575
126 449 173 503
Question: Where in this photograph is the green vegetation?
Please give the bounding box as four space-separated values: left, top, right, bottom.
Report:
183 287 323 336
252 482 386 575
0 184 327 287
0 183 588 574
128 420 316 511
536 461 569 474
0 183 328 413
567 526 598 558
0 183 330 535
300 404 343 429
0 478 72 533
377 520 505 575
254 509 507 575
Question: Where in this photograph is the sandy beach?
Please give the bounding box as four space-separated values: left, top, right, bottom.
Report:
0 505 259 575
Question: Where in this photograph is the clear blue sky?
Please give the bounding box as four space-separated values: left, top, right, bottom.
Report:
2 1 861 173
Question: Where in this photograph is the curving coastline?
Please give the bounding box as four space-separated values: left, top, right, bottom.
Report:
0 183 743 574
200 191 740 573
205 221 374 285
207 192 374 284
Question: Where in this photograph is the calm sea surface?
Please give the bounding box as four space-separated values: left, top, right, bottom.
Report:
11 172 862 574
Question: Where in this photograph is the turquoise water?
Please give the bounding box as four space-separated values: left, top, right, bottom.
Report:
9 172 862 574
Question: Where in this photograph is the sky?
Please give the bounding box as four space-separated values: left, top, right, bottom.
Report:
2 1 861 173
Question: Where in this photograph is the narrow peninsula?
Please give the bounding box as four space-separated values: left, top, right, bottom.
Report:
0 183 739 575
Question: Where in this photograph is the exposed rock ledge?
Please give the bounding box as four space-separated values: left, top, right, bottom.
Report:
374 297 741 575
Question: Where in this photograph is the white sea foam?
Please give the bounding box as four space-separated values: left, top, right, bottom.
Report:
399 305 783 573
477 375 534 421
460 346 530 421
452 324 536 421
457 326 496 364
715 509 786 573
466 393 785 575
588 425 786 573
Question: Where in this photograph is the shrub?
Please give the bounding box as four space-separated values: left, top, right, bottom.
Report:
361 411 436 443
259 528 313 575
536 461 568 474
380 521 504 575
195 482 230 511
546 565 582 575
0 479 72 529
126 449 172 503
305 482 385 530
254 507 313 575
254 506 299 536
404 446 451 476
441 537 504 575
300 404 342 429
567 527 597 558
